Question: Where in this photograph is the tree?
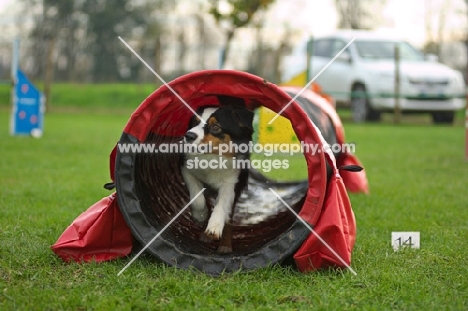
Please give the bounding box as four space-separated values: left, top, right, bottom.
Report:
24 0 78 109
334 0 387 29
83 0 148 82
424 0 449 59
208 0 275 68
465 0 468 80
194 12 207 69
423 0 468 64
128 0 175 84
23 0 148 83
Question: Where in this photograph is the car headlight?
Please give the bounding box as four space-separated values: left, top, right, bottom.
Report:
452 72 465 91
443 72 465 98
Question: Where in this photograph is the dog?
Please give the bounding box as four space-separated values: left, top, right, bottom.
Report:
180 96 254 253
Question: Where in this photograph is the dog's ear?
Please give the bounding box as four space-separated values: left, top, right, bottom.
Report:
217 95 245 108
217 95 253 130
231 107 254 131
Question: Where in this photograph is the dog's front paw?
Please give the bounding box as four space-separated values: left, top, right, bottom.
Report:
204 214 225 240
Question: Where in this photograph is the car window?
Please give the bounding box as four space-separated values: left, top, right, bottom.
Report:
330 40 345 55
311 39 334 57
355 41 424 61
330 39 352 58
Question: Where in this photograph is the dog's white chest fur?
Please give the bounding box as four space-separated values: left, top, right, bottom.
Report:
183 153 239 189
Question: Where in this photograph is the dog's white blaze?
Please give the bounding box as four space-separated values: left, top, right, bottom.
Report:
186 107 219 145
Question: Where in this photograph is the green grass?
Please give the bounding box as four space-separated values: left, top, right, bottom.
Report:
45 83 157 110
1 105 468 309
251 153 308 181
0 83 158 113
0 84 10 107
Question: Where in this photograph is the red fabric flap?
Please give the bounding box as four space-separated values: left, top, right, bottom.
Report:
293 173 356 272
51 193 133 263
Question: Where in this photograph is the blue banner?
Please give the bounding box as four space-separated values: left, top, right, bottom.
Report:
10 69 45 136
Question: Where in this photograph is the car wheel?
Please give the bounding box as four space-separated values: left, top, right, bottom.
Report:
431 111 455 124
351 85 380 123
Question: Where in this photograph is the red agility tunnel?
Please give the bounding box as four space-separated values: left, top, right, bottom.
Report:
52 70 368 275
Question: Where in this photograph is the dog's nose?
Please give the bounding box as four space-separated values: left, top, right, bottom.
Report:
184 132 198 143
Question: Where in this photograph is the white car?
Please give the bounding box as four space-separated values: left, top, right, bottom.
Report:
282 30 466 123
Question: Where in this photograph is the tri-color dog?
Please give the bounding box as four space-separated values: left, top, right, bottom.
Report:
180 96 254 253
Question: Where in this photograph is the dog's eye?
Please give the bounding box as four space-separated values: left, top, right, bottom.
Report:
210 124 221 134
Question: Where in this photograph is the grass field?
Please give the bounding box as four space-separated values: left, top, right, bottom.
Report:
1 87 468 310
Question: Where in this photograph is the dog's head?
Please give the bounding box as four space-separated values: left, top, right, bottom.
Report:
184 96 254 157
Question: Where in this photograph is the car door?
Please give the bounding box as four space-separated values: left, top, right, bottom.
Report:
310 39 354 102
